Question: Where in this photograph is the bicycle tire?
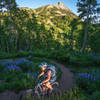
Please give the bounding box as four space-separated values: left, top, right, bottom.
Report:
52 82 61 94
19 89 33 100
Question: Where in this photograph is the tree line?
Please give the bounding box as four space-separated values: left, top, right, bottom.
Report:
0 0 100 53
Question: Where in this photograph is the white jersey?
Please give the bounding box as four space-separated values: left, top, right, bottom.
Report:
47 65 56 80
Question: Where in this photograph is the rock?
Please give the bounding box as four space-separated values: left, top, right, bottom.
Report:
46 1 70 11
55 1 70 10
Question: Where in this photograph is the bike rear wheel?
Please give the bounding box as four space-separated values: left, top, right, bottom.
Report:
20 89 33 100
52 82 61 94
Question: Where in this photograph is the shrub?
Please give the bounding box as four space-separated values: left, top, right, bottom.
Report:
70 54 93 67
14 58 34 72
6 65 21 72
0 59 14 66
0 51 6 58
75 69 100 94
0 83 5 92
0 63 6 73
93 56 100 66
92 91 100 100
4 73 35 92
0 58 36 92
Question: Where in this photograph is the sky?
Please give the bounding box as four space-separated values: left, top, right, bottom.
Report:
16 0 78 15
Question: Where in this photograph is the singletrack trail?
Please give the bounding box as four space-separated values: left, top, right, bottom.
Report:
0 58 75 100
49 59 75 93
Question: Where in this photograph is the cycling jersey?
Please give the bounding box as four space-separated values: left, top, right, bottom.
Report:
44 65 56 83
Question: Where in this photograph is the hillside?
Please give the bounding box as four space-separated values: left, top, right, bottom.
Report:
0 1 99 53
1 2 78 34
0 2 82 51
20 2 77 32
16 2 81 49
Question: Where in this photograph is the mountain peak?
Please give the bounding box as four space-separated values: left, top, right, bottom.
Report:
58 1 64 5
55 1 69 10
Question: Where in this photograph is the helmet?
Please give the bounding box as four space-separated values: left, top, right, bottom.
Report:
39 62 47 68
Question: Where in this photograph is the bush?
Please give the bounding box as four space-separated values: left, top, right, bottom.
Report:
4 73 35 92
0 51 6 58
70 54 93 67
0 83 5 92
50 50 70 62
0 58 36 92
0 59 14 66
92 91 100 100
93 56 100 66
32 49 50 58
15 58 34 72
6 65 21 72
0 63 6 73
75 68 100 94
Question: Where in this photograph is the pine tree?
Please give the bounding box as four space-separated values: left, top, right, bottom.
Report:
0 0 17 25
77 0 100 53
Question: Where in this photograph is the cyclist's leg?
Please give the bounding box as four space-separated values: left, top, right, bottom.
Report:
42 78 56 92
45 82 53 92
42 83 46 92
49 78 57 90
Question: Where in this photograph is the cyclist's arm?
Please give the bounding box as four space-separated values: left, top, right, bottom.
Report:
42 70 51 83
39 71 44 77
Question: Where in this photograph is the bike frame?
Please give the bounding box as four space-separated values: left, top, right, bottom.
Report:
20 81 59 100
34 81 59 96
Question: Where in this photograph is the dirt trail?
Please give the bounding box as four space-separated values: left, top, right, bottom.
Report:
0 91 23 100
0 58 75 100
49 60 75 93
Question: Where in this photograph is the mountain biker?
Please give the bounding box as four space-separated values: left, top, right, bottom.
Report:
38 62 56 93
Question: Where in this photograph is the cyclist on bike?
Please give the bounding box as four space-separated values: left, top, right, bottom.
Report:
38 62 56 93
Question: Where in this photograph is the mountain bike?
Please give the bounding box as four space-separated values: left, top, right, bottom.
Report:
20 79 59 100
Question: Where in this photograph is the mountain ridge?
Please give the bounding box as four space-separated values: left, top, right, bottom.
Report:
20 2 75 16
19 1 78 35
45 1 70 11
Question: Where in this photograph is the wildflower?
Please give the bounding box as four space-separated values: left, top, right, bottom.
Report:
93 56 100 61
88 82 90 84
14 58 33 65
95 75 100 79
87 74 91 78
91 77 96 82
7 65 21 71
0 59 14 66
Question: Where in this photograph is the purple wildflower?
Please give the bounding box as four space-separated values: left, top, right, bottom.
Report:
14 58 33 65
0 59 14 66
93 56 100 61
7 65 21 71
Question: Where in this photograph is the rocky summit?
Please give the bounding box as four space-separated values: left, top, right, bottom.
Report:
55 2 70 10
